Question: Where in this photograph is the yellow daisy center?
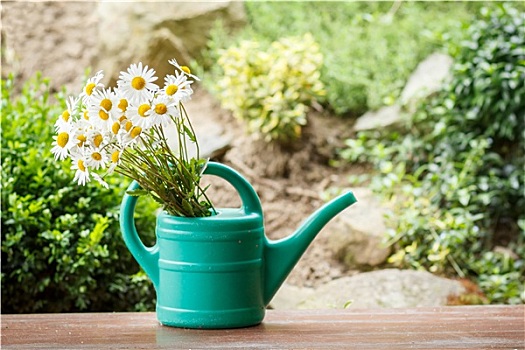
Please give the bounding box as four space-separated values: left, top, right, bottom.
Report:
131 77 146 90
166 84 178 96
99 110 110 121
119 115 127 122
93 134 103 148
111 150 120 163
62 110 70 122
111 122 120 135
91 152 102 161
77 134 87 147
78 159 86 172
138 104 150 117
155 103 167 115
57 132 69 148
85 83 96 96
181 66 191 74
130 126 142 139
125 120 133 132
100 98 112 111
118 99 128 111
83 110 90 120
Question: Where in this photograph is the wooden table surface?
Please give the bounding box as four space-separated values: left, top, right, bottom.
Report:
2 305 524 349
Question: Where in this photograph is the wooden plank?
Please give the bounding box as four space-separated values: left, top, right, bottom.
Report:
2 306 524 349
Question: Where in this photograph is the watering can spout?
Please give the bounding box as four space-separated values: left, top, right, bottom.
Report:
263 191 357 305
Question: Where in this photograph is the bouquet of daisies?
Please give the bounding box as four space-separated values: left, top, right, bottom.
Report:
51 59 214 217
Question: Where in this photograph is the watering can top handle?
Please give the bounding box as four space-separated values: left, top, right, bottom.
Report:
120 180 160 289
121 162 262 216
203 162 263 215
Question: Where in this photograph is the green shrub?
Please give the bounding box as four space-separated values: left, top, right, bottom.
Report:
200 2 483 116
208 33 325 142
340 4 524 304
1 75 157 313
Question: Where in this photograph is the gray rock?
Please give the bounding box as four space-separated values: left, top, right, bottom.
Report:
353 104 403 132
186 91 232 159
325 187 391 268
400 52 453 107
95 2 246 82
272 269 465 309
353 53 453 132
269 283 315 310
165 90 232 160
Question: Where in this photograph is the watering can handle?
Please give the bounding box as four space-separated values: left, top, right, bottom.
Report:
119 162 262 289
120 180 160 289
203 162 263 215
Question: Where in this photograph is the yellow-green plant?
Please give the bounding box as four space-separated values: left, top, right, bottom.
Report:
214 33 325 142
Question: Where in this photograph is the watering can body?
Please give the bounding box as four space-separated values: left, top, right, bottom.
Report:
120 162 356 328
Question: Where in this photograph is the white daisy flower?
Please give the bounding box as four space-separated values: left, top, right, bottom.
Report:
86 129 107 150
80 70 104 103
119 125 143 148
109 119 122 137
51 129 75 161
127 101 154 129
80 108 91 122
117 62 158 103
54 96 79 132
85 147 108 170
92 173 109 189
114 87 131 114
161 74 194 103
168 58 201 81
74 132 88 148
68 119 92 152
107 148 122 174
71 157 91 186
87 88 118 130
149 95 178 127
120 117 134 135
117 97 129 115
113 116 132 145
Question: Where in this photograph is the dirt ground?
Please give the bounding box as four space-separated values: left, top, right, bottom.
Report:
2 1 367 288
1 2 99 93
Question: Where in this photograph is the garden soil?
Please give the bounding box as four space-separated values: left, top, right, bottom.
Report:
2 1 368 289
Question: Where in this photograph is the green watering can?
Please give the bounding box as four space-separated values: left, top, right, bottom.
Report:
120 162 357 329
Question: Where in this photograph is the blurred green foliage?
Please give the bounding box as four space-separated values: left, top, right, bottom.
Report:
209 33 325 143
340 4 524 304
200 1 483 117
1 75 158 313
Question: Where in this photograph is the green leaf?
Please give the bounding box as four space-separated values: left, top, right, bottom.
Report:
182 199 195 216
126 189 150 197
183 125 197 142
